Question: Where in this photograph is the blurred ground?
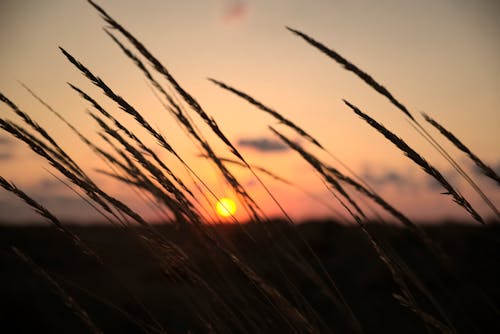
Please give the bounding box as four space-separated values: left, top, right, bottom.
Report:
1 220 499 333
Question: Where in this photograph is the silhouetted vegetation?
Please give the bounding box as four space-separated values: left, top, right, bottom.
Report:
1 1 499 333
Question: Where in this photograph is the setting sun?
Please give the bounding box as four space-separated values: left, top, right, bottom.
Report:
215 198 237 218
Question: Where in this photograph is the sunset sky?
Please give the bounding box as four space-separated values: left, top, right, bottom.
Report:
1 0 499 223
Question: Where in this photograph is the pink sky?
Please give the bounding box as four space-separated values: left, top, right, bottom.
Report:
1 0 499 224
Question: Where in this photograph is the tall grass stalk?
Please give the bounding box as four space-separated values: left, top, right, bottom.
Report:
343 100 484 224
92 7 365 329
423 112 500 187
286 27 499 219
270 127 457 332
208 78 378 195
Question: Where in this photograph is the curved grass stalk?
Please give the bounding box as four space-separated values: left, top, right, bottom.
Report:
286 27 498 219
423 112 500 187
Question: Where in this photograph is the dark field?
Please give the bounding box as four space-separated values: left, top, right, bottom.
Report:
1 221 499 333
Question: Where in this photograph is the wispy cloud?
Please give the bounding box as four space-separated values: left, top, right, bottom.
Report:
363 169 416 188
361 165 468 193
0 152 14 161
0 136 13 146
0 187 102 224
237 136 289 153
31 178 68 194
0 136 15 161
221 0 250 24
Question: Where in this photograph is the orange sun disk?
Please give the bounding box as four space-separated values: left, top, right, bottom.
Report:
215 198 237 218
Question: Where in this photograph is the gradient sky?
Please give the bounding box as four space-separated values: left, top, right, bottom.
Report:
1 0 499 223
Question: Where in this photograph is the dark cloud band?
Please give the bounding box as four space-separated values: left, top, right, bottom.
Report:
237 137 289 153
0 136 13 146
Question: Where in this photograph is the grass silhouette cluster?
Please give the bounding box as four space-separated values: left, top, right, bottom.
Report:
1 1 498 333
